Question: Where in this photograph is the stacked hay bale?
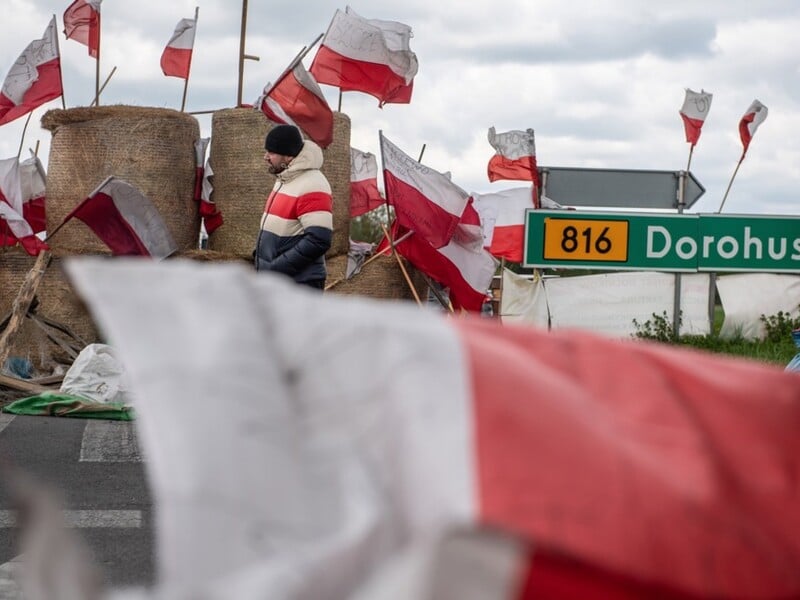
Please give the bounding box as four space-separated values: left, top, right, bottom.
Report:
206 108 351 259
325 253 430 302
0 105 202 369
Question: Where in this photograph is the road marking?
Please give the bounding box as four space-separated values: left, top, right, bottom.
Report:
80 420 142 463
0 510 142 529
0 555 23 600
0 413 14 434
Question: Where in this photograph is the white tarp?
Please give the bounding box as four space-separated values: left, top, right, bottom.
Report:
716 273 800 340
501 270 711 338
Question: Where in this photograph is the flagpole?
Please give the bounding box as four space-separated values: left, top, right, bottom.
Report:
237 0 263 106
324 229 414 290
52 14 67 109
380 224 422 306
90 66 116 107
263 33 323 99
95 12 101 105
180 7 199 112
16 113 33 160
417 144 426 163
718 153 745 213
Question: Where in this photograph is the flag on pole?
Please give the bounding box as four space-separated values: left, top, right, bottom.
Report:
0 17 62 127
310 8 418 107
0 157 49 255
19 154 47 235
160 16 197 79
349 147 383 217
380 132 469 249
472 186 536 263
63 0 102 58
193 138 222 235
62 176 177 259
258 63 334 148
487 127 539 186
679 88 713 147
66 258 800 598
739 99 768 156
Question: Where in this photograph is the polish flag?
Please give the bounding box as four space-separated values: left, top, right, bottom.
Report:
63 0 101 58
349 147 383 217
67 258 800 598
0 157 49 255
679 88 713 146
310 8 418 107
193 138 222 234
380 132 469 249
259 63 334 148
739 99 768 156
19 154 47 235
487 127 539 187
160 15 197 79
61 176 177 259
0 17 62 127
472 187 535 262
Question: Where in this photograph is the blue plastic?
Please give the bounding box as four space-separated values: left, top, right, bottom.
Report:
785 329 800 372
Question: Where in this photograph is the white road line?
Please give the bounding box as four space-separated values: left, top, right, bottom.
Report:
0 555 23 600
0 510 143 529
0 413 14 434
80 419 142 462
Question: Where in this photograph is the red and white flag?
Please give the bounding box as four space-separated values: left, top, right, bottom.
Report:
679 88 712 147
472 186 536 263
310 7 418 107
160 15 197 79
739 99 768 156
67 258 800 598
0 157 49 255
19 154 47 235
380 132 469 249
349 147 383 217
193 138 222 235
259 62 334 148
63 0 102 58
62 176 177 259
487 127 539 187
0 17 62 127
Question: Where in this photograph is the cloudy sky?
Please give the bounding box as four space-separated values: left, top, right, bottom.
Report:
2 0 799 215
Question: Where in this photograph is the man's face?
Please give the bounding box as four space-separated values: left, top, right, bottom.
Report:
264 151 293 175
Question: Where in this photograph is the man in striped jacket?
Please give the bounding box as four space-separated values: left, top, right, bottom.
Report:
255 124 333 289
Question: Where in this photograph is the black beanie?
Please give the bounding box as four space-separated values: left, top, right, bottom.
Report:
265 124 304 157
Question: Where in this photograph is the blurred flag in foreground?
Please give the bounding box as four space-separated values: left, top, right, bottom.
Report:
739 99 768 156
679 88 713 147
65 258 800 599
61 176 176 259
0 17 62 127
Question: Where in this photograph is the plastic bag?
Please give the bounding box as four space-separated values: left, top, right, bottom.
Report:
60 343 133 404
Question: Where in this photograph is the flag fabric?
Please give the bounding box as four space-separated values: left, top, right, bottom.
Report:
472 186 535 262
739 99 768 156
19 154 47 235
349 147 383 217
193 138 223 235
0 17 62 127
487 127 539 187
380 132 469 249
0 157 49 255
259 63 334 148
62 176 177 259
63 0 101 58
160 16 196 79
66 258 800 599
310 7 418 107
679 88 713 146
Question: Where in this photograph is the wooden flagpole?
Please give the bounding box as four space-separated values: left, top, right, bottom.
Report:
236 0 261 106
90 66 116 107
324 230 414 290
52 14 67 109
95 10 101 105
262 33 323 101
718 152 745 213
16 113 33 161
180 7 199 113
380 223 422 305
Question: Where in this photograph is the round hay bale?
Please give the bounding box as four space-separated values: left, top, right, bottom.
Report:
325 254 429 302
41 105 201 256
0 249 99 370
207 108 351 258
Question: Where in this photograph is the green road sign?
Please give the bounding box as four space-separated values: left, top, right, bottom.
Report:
524 211 800 273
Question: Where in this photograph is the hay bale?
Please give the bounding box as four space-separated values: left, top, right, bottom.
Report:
207 108 351 258
41 105 201 255
325 254 429 302
0 249 100 369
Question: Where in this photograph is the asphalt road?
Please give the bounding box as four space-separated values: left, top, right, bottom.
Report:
0 412 153 597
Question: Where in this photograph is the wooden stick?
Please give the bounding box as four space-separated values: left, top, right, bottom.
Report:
90 66 117 107
380 224 421 305
236 0 249 106
718 153 744 213
324 230 414 290
16 112 33 160
180 7 200 112
0 251 51 369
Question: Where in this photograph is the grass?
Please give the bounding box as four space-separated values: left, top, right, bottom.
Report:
633 306 800 367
